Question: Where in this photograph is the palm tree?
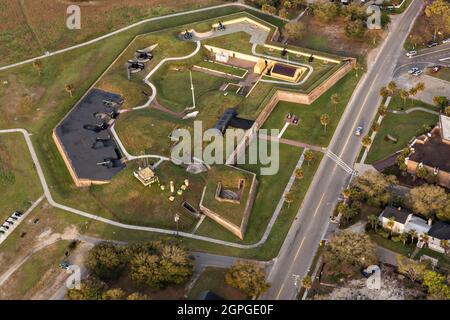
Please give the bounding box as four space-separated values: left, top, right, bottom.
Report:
304 150 314 166
409 87 418 101
371 122 380 133
294 168 304 180
342 188 351 199
354 62 363 79
379 86 389 99
320 114 330 132
331 93 339 113
362 135 372 148
415 82 425 93
420 233 429 248
399 232 408 245
408 229 418 244
64 84 75 97
368 214 379 231
387 81 397 95
386 217 395 236
33 59 42 76
399 89 409 106
378 104 388 117
440 239 449 254
301 275 312 290
284 192 294 208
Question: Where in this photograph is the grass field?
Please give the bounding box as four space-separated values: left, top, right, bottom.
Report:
201 165 255 227
0 0 224 66
426 67 450 83
114 108 187 157
365 96 439 164
187 267 246 300
0 133 43 223
261 70 359 147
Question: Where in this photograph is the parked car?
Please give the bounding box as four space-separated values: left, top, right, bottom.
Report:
355 126 364 136
431 66 442 73
406 50 417 58
443 38 450 44
413 70 423 76
427 41 438 48
59 261 72 270
408 67 419 74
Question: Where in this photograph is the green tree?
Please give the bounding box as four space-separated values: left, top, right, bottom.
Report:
325 232 377 268
331 93 339 113
33 59 42 76
379 87 389 99
415 82 425 93
433 95 449 110
424 0 450 41
304 150 314 166
312 2 339 22
262 4 277 15
345 19 365 38
351 171 397 207
320 113 330 132
284 192 294 208
67 277 107 300
444 106 450 116
87 242 126 281
294 168 304 180
399 89 409 106
423 270 450 300
378 104 388 116
64 84 75 97
367 214 379 231
283 21 306 40
225 262 270 298
387 81 397 95
102 288 126 300
301 275 312 289
396 255 429 282
127 292 150 300
362 135 372 148
407 184 448 218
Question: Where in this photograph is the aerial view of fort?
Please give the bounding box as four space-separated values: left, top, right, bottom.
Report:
0 0 449 303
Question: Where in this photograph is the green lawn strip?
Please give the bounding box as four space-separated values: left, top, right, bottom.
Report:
187 267 246 300
368 232 415 256
365 96 439 164
196 60 248 78
203 31 254 55
261 70 359 147
0 133 43 223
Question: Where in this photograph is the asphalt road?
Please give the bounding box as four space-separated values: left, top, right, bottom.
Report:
394 43 450 76
261 0 424 300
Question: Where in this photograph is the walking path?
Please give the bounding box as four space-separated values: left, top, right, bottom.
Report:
390 106 440 115
0 129 309 250
259 133 324 152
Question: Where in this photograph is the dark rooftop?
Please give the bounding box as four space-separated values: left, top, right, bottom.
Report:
429 221 450 240
380 206 411 224
271 63 297 78
55 88 125 182
410 131 450 172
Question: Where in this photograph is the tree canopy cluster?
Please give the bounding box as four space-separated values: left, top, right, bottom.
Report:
225 262 270 298
68 241 194 300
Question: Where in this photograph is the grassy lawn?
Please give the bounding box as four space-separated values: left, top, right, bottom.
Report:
427 67 450 83
0 0 225 66
201 165 255 227
203 31 255 55
0 133 43 223
188 267 246 300
365 95 439 164
261 70 359 147
114 108 187 157
369 232 416 256
414 248 450 273
196 60 248 78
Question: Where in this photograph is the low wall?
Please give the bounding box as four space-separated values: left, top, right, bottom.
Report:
406 160 450 189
